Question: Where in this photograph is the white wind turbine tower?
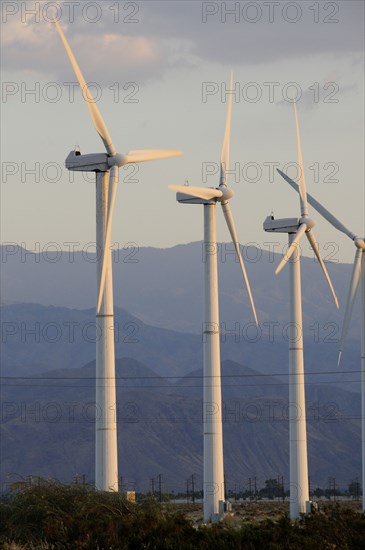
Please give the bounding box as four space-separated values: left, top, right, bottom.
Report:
54 20 182 491
277 168 365 511
169 75 258 522
263 102 339 519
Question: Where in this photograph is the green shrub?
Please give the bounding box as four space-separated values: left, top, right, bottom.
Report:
1 484 364 549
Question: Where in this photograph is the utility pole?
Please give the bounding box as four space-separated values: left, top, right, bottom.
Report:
249 478 252 501
186 478 190 503
224 473 227 501
150 478 155 496
254 477 257 501
333 477 336 502
356 477 360 501
158 474 162 503
191 474 195 504
328 477 336 501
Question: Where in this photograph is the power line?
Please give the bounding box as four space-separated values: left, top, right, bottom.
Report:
0 369 361 380
0 379 360 389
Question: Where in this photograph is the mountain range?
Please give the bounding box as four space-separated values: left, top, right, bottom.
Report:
0 242 360 337
0 242 362 493
1 358 361 493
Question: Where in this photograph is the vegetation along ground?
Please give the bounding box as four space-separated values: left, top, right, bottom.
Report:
1 483 365 549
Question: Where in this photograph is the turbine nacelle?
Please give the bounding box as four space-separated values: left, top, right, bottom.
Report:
65 149 143 172
65 149 181 173
175 185 234 205
263 215 301 234
263 215 315 234
176 191 213 205
65 150 109 172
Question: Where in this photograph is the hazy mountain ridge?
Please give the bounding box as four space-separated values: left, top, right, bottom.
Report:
0 241 361 491
0 303 359 391
0 358 360 491
0 242 360 336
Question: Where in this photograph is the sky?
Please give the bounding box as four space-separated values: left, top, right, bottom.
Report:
1 0 364 263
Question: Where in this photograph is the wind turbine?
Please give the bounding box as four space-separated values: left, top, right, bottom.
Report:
54 20 182 491
263 102 339 519
277 168 365 512
169 75 258 522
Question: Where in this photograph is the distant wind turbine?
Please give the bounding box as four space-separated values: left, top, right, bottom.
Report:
277 167 365 512
170 74 258 522
264 102 339 519
54 19 182 491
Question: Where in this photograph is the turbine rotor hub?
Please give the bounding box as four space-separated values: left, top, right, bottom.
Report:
300 216 316 230
108 153 126 168
219 186 235 203
355 237 365 250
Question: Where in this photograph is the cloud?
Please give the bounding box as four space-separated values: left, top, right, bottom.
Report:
1 17 172 83
1 2 202 84
129 1 364 64
1 0 363 83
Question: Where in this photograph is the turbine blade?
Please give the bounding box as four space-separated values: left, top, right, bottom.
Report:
338 249 363 366
294 101 308 217
220 72 233 187
306 230 339 309
53 19 116 156
221 202 258 325
124 149 182 163
97 166 119 313
275 223 307 275
168 185 223 200
277 169 356 240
